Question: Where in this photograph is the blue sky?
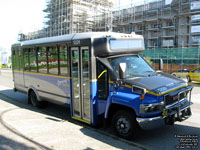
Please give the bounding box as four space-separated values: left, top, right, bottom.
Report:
0 0 143 50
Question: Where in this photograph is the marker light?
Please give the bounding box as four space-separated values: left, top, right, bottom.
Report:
140 94 145 100
132 85 146 101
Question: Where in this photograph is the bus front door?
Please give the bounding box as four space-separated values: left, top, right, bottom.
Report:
71 47 90 123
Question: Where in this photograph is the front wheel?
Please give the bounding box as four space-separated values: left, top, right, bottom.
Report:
112 110 137 139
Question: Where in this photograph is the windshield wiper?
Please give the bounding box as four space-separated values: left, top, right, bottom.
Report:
142 70 154 73
128 74 146 77
142 71 157 76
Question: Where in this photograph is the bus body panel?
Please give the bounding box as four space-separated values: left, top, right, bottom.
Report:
25 72 71 104
13 71 26 93
104 85 140 119
13 71 71 105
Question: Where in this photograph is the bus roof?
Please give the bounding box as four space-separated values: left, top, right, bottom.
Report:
15 32 143 47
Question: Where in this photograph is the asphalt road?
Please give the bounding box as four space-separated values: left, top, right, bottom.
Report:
0 69 199 150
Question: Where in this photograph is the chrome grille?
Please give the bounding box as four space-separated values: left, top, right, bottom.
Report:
164 91 188 106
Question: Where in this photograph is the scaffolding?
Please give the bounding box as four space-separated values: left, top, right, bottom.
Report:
43 0 113 37
106 0 200 48
22 0 200 49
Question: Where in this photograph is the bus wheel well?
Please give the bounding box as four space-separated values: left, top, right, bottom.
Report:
28 89 47 108
107 104 136 125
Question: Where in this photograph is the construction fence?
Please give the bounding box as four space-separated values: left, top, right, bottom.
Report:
140 47 200 73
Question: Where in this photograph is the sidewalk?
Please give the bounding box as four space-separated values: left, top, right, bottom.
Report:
0 85 145 150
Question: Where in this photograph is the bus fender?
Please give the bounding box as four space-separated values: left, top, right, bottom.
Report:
104 95 137 119
27 86 41 102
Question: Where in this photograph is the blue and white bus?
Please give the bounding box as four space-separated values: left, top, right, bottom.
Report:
12 32 193 139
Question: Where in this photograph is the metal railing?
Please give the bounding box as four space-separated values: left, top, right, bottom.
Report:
140 47 200 73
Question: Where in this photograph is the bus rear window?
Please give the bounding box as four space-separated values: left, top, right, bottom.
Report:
110 39 143 51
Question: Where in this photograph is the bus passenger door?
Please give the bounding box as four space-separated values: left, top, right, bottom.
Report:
71 47 90 122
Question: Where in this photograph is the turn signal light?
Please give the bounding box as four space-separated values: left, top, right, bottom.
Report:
140 94 145 100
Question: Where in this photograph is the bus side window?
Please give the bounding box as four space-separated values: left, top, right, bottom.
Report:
48 46 58 75
97 62 108 100
38 47 47 73
59 45 68 76
12 50 17 70
29 48 37 72
18 48 23 70
24 49 30 71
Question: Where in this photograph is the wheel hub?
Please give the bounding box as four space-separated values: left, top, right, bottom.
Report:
117 118 130 134
120 123 125 129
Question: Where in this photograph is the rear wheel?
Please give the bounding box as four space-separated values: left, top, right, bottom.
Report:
30 91 46 108
112 110 137 139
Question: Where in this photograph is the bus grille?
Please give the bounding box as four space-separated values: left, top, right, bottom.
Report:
164 91 187 106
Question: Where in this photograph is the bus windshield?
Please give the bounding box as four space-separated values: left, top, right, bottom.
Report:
109 55 155 78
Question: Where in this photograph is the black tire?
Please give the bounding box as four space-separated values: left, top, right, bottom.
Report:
112 110 137 140
30 91 46 108
187 76 191 82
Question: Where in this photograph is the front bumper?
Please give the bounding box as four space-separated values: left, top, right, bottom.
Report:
136 86 193 130
137 101 192 130
136 115 165 130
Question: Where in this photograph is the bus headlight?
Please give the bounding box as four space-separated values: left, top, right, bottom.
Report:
139 102 164 114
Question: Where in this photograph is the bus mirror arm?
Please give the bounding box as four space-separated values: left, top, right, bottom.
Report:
96 57 113 71
96 57 116 79
159 58 163 70
96 57 120 80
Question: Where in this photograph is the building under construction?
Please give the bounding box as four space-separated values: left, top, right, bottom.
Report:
94 0 200 48
43 0 113 37
20 0 200 49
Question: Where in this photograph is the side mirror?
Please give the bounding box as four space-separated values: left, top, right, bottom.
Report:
159 58 163 70
118 62 126 79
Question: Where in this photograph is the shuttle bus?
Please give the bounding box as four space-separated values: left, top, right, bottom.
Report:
12 32 193 139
